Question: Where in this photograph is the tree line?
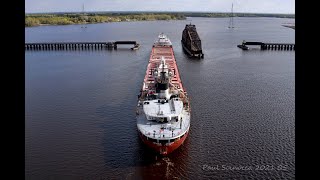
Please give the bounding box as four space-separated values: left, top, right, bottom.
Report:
25 12 294 27
25 13 186 27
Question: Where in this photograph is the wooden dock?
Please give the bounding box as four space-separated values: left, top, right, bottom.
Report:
25 41 139 51
237 41 295 51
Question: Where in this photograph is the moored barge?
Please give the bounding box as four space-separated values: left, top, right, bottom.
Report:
181 24 204 58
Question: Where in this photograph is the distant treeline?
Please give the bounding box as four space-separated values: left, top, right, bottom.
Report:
25 12 294 27
183 12 295 18
25 13 186 27
184 12 295 18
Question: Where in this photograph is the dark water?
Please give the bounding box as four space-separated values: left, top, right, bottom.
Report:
25 17 295 179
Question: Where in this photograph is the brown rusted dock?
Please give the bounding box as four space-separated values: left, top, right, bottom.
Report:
25 41 139 51
237 41 295 51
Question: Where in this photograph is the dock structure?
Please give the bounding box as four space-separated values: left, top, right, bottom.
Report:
25 41 140 51
237 41 295 51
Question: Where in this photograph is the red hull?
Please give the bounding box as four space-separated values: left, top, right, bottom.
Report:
139 130 189 155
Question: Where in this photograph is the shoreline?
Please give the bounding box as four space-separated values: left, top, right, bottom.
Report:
282 25 295 30
25 14 185 27
26 17 295 28
25 13 294 27
26 19 182 27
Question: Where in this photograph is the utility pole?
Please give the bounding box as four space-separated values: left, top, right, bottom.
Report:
228 3 234 28
81 3 87 28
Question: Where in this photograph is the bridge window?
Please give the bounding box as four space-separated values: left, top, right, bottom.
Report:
169 138 177 143
159 139 169 145
148 138 158 143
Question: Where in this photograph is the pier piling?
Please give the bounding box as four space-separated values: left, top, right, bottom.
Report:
25 41 140 51
237 41 295 51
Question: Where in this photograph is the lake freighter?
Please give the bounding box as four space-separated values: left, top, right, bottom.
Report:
136 33 191 155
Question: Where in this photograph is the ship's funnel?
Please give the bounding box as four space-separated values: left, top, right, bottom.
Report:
156 57 170 99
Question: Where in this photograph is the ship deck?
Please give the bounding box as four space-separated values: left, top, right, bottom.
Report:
143 46 185 93
136 104 190 140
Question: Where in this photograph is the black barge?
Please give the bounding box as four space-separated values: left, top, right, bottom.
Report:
181 24 204 58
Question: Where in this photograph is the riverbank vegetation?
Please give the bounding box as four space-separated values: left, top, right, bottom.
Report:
25 12 294 27
25 13 186 27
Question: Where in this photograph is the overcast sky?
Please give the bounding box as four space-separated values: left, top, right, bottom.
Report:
25 0 295 14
